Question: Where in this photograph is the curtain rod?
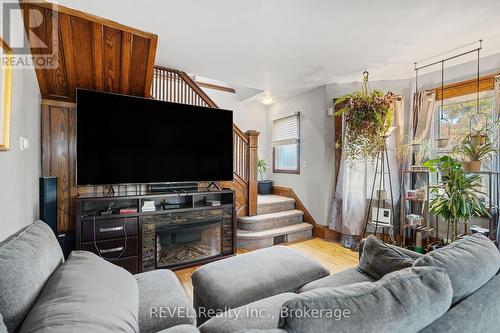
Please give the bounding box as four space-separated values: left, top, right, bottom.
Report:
414 40 482 71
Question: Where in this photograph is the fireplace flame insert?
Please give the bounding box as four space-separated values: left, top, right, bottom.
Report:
155 219 223 268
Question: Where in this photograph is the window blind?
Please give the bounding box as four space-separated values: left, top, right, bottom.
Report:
272 113 300 146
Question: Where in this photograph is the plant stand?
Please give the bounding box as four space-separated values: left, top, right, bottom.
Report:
362 137 397 244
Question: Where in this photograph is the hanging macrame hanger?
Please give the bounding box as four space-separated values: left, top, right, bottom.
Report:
362 70 370 95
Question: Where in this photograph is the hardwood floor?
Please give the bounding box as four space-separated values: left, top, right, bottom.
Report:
174 238 359 301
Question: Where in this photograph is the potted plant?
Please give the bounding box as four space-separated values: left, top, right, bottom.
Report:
335 74 394 164
399 137 431 171
454 141 497 172
257 159 273 195
423 156 490 244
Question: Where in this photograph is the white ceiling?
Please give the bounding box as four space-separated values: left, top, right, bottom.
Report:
58 0 500 94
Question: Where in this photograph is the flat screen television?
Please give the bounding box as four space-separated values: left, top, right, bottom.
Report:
76 89 233 185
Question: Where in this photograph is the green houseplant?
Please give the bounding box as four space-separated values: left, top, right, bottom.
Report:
335 74 394 164
257 159 272 195
423 156 490 244
399 137 432 170
454 141 497 172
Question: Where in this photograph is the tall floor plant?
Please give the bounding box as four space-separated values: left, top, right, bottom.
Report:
423 156 490 244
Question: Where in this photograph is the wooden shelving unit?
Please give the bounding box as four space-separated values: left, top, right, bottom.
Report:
401 169 499 252
401 169 438 251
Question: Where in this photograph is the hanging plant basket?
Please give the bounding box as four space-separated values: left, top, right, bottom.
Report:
335 72 394 164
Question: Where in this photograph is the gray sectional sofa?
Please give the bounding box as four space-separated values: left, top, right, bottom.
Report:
1 220 499 333
0 221 197 333
193 234 500 333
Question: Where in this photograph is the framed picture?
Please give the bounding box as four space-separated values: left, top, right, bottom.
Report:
0 37 12 151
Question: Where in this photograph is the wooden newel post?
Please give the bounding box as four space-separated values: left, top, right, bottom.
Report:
246 130 260 216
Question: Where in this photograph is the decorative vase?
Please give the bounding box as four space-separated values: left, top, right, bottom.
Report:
258 180 273 195
462 160 481 172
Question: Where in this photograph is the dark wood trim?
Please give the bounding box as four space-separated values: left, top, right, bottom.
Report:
272 144 301 174
246 131 260 216
143 35 158 98
196 81 236 94
0 37 12 52
41 99 76 108
272 186 339 241
433 73 498 100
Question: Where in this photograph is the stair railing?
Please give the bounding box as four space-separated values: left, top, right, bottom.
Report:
151 65 259 216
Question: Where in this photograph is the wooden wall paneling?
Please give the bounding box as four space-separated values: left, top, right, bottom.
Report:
21 0 158 101
58 13 77 100
120 32 132 94
129 36 150 96
42 101 77 232
20 2 48 96
103 26 122 92
41 104 52 175
68 106 78 231
24 4 69 100
92 22 104 91
69 16 94 91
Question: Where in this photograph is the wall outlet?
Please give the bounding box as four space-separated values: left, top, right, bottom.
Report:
20 137 29 151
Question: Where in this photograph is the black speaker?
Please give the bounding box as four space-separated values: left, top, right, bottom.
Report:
39 177 57 234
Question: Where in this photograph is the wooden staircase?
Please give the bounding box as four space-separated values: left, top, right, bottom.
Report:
151 66 259 217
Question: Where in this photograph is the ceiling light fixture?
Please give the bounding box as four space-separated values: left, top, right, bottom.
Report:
259 96 276 106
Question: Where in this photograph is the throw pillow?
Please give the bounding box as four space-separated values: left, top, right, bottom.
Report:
359 235 415 280
279 266 453 333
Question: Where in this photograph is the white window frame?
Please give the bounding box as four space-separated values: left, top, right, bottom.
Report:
272 113 300 174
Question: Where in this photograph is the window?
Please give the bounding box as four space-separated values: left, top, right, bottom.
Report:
272 113 300 174
433 91 494 151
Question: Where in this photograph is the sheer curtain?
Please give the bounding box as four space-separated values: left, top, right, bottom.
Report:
329 98 404 247
495 75 500 247
411 91 436 143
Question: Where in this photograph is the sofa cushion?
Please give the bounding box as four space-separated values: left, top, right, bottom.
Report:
19 251 139 333
279 267 453 333
413 233 500 305
192 246 328 322
0 312 7 333
235 328 287 333
299 267 372 293
419 273 500 333
136 269 196 333
156 324 201 333
359 235 415 280
0 221 64 332
199 293 296 333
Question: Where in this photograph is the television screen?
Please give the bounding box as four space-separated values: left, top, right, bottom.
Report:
76 89 233 185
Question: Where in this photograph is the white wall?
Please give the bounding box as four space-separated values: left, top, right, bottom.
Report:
267 86 331 225
0 66 41 241
203 88 268 160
